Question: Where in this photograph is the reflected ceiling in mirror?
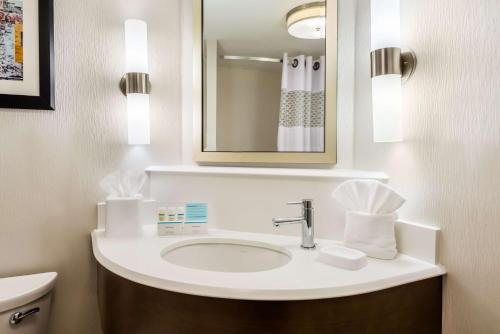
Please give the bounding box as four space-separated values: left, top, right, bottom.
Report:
202 0 328 153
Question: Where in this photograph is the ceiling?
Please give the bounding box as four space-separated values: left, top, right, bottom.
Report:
203 0 328 60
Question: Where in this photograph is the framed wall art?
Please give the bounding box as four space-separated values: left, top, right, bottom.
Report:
0 0 54 110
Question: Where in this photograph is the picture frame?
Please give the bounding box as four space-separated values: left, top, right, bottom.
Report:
0 0 54 110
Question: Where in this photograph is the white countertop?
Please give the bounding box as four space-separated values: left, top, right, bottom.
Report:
146 165 389 181
91 227 445 301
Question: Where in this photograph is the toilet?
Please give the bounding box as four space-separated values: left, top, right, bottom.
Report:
0 272 57 334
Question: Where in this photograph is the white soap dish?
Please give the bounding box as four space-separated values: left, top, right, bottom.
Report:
317 245 368 271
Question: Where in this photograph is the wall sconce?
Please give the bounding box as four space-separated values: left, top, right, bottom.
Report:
370 0 416 143
120 19 151 145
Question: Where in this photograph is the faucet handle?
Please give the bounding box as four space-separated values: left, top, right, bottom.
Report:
287 199 313 209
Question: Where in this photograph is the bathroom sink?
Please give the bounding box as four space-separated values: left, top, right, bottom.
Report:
161 238 291 273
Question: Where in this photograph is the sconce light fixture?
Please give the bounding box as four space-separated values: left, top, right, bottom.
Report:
370 0 416 143
120 19 151 145
286 2 326 40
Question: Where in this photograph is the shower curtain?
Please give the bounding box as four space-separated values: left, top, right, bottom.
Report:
278 53 325 152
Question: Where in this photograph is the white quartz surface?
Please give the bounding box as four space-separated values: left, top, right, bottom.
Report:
146 165 389 180
92 227 445 301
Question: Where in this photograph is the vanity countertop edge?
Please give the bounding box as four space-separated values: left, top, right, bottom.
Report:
91 227 445 301
145 165 389 181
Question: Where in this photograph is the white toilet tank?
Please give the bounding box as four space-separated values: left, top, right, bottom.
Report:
0 272 57 334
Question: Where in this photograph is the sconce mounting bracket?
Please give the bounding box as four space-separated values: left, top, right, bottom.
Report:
120 72 152 96
401 48 417 82
371 47 417 82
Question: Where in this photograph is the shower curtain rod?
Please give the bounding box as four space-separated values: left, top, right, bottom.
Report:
221 55 321 65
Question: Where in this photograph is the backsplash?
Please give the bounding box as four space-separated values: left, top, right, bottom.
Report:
147 166 388 240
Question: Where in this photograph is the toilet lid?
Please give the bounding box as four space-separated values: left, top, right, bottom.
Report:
0 272 57 312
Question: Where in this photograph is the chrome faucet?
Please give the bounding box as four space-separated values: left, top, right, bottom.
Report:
272 199 316 249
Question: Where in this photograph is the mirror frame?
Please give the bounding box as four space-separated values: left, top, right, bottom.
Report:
193 0 338 164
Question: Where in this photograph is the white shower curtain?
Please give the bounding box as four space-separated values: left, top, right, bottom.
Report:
278 53 325 152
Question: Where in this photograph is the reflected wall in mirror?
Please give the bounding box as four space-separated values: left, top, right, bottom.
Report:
194 0 337 164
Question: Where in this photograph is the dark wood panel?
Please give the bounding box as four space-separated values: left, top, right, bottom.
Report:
97 264 442 334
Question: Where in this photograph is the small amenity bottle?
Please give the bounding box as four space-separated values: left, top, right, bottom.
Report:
158 207 183 236
158 207 167 222
176 206 185 223
167 207 177 222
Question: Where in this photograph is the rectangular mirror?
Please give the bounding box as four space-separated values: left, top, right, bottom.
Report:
193 0 337 164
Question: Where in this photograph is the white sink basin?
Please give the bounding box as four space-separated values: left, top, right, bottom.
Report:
161 238 291 273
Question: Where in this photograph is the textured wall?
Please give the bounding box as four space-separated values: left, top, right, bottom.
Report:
0 0 181 333
354 0 500 332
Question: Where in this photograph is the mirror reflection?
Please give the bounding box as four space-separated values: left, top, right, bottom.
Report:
202 0 327 152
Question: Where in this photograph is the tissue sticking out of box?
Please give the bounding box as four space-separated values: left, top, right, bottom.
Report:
331 180 405 214
100 170 147 199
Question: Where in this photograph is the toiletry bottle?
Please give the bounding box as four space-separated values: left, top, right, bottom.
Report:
176 207 185 223
158 207 167 222
167 207 177 222
158 207 183 236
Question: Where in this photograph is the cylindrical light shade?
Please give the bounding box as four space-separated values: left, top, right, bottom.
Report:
371 0 400 51
125 19 149 73
371 0 402 142
372 75 402 142
125 19 150 145
127 94 150 145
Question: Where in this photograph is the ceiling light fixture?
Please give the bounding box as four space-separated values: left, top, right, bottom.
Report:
286 2 326 40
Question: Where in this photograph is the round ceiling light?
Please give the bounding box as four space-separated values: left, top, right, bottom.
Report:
286 2 326 39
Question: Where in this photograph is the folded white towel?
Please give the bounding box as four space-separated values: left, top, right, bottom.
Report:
344 211 397 260
331 179 405 260
331 179 405 214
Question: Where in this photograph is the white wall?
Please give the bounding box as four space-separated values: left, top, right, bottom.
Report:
354 0 500 332
0 0 182 333
216 65 281 151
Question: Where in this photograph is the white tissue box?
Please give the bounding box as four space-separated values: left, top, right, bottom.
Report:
105 197 143 237
344 211 398 260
